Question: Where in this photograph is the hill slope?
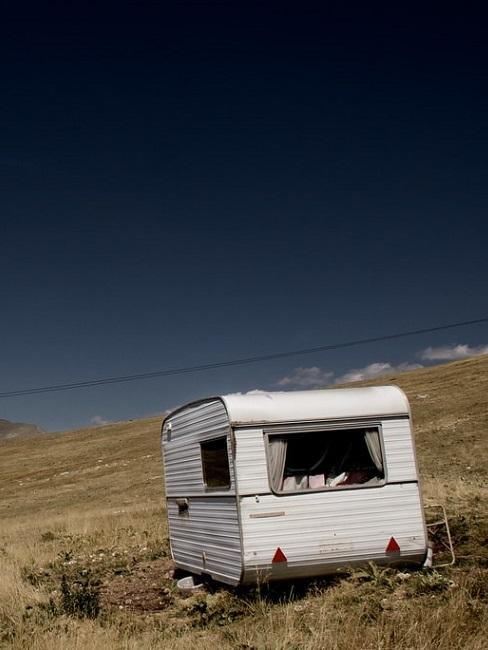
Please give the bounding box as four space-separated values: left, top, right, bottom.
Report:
0 356 487 649
0 418 43 440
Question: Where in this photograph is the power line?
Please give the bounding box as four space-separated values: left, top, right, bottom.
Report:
1 316 487 399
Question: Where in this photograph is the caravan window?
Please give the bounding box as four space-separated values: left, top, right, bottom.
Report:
200 437 231 489
267 427 384 493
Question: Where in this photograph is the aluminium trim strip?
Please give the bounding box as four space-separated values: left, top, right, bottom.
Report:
166 480 419 500
237 413 410 431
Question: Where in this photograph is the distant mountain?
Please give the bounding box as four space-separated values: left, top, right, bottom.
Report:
0 419 44 440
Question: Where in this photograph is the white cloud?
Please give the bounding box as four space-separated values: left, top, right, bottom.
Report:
90 415 110 426
420 343 488 361
335 361 422 384
277 366 334 389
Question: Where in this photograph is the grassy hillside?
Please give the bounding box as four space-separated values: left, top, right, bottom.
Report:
0 356 487 649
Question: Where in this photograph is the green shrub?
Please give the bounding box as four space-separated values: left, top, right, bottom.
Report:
59 570 101 619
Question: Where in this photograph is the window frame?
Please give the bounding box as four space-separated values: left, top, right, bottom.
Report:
200 436 232 491
264 421 387 496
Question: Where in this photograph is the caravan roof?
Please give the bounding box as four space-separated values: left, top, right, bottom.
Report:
199 386 410 426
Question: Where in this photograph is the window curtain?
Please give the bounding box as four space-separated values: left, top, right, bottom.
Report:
364 430 383 473
268 437 287 491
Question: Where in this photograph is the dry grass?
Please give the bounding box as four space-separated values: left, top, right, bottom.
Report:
1 356 487 648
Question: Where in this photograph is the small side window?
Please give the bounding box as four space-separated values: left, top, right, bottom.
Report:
201 437 231 489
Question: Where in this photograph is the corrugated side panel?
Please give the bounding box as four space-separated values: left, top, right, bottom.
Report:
163 400 234 496
234 428 269 495
167 496 242 585
240 483 427 583
162 400 242 585
382 419 418 482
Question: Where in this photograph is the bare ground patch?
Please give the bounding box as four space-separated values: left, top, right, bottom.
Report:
101 558 175 612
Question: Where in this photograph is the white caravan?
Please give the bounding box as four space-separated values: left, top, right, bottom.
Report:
161 387 428 585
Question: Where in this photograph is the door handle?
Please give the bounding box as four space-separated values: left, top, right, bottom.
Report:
176 498 189 515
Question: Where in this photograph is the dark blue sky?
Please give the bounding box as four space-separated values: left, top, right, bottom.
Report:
1 3 487 430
